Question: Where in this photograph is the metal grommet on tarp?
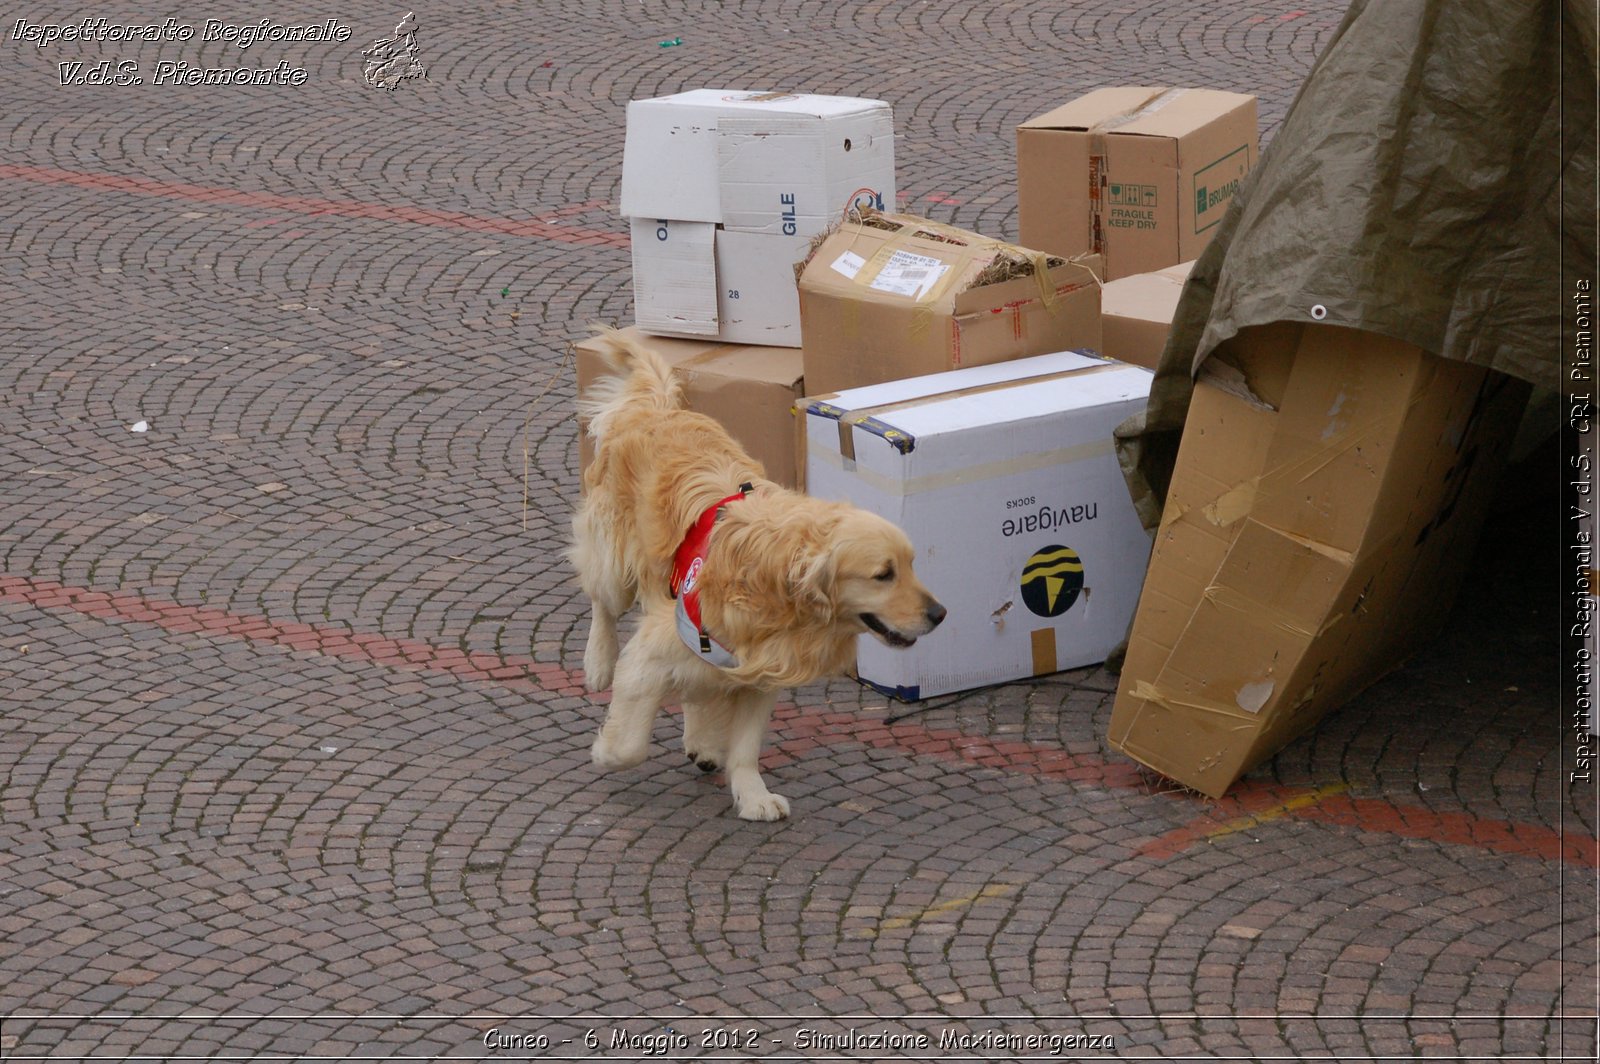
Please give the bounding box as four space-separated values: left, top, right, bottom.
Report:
1310 304 1328 320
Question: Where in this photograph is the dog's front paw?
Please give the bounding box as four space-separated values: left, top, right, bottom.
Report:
590 732 646 772
735 792 790 821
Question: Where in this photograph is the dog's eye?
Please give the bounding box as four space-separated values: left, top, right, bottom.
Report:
874 565 895 582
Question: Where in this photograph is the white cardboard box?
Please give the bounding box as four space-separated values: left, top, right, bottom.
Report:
630 220 811 344
620 89 895 233
629 217 718 336
802 351 1154 699
714 228 811 344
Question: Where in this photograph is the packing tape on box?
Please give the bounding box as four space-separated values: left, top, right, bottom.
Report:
1201 580 1335 640
1086 87 1189 159
831 210 1090 315
822 361 1125 432
1087 88 1189 258
1124 679 1265 724
1030 628 1058 676
803 360 1124 465
808 432 1114 495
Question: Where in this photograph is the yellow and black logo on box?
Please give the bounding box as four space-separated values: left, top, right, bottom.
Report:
1021 544 1084 617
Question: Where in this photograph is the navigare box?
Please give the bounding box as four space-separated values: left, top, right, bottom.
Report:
620 89 895 234
575 328 807 489
1100 260 1194 369
801 351 1154 699
1109 323 1529 797
796 210 1102 395
1018 87 1257 279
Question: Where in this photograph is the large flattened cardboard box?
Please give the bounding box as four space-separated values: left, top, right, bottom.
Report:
802 351 1154 699
1109 323 1531 797
1018 87 1257 280
1100 260 1194 370
621 90 896 345
797 211 1102 396
575 328 806 489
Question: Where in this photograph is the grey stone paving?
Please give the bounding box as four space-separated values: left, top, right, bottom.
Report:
0 1 1593 1060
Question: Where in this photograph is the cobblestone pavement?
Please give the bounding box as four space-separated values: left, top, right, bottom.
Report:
0 1 1594 1060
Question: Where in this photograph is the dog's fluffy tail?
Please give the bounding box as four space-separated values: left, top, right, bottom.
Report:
577 326 684 441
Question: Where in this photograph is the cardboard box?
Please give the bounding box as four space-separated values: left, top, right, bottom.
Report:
1100 260 1194 369
630 217 719 337
796 211 1103 395
802 351 1154 699
620 89 895 233
575 328 807 489
1108 323 1530 797
621 90 894 346
630 219 810 344
1018 87 1258 279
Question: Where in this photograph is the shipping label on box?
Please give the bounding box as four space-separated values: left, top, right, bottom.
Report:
1018 87 1258 279
801 352 1154 699
575 328 807 489
796 211 1102 395
621 89 895 226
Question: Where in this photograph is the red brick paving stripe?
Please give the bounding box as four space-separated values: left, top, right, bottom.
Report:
0 574 584 695
1296 794 1600 869
0 164 630 249
1139 781 1599 869
4 572 1589 869
1135 779 1334 860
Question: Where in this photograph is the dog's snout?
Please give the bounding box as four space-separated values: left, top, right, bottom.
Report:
924 600 947 628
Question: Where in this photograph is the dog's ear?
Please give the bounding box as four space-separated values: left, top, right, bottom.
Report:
789 541 838 622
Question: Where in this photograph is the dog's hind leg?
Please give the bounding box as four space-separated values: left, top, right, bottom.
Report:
589 619 672 772
571 508 633 692
722 689 788 821
682 699 731 773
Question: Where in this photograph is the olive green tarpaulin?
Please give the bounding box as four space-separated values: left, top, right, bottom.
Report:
1117 0 1597 530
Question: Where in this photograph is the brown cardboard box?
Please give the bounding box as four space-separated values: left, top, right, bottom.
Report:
574 328 806 489
1108 323 1529 797
796 211 1101 395
1100 260 1194 369
1018 88 1258 280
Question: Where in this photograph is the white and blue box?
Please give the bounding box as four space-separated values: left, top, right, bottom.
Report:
801 351 1154 699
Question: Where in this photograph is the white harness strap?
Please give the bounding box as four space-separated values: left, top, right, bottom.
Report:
669 485 752 670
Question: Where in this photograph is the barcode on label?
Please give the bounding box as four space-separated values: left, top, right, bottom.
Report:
869 250 949 299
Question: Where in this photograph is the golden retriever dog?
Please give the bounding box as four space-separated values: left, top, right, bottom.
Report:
571 329 945 820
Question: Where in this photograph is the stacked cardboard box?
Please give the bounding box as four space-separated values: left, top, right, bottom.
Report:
1018 88 1257 280
620 90 896 346
796 210 1102 395
1100 260 1194 369
574 329 806 490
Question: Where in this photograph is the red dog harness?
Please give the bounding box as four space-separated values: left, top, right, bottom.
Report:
670 483 754 669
